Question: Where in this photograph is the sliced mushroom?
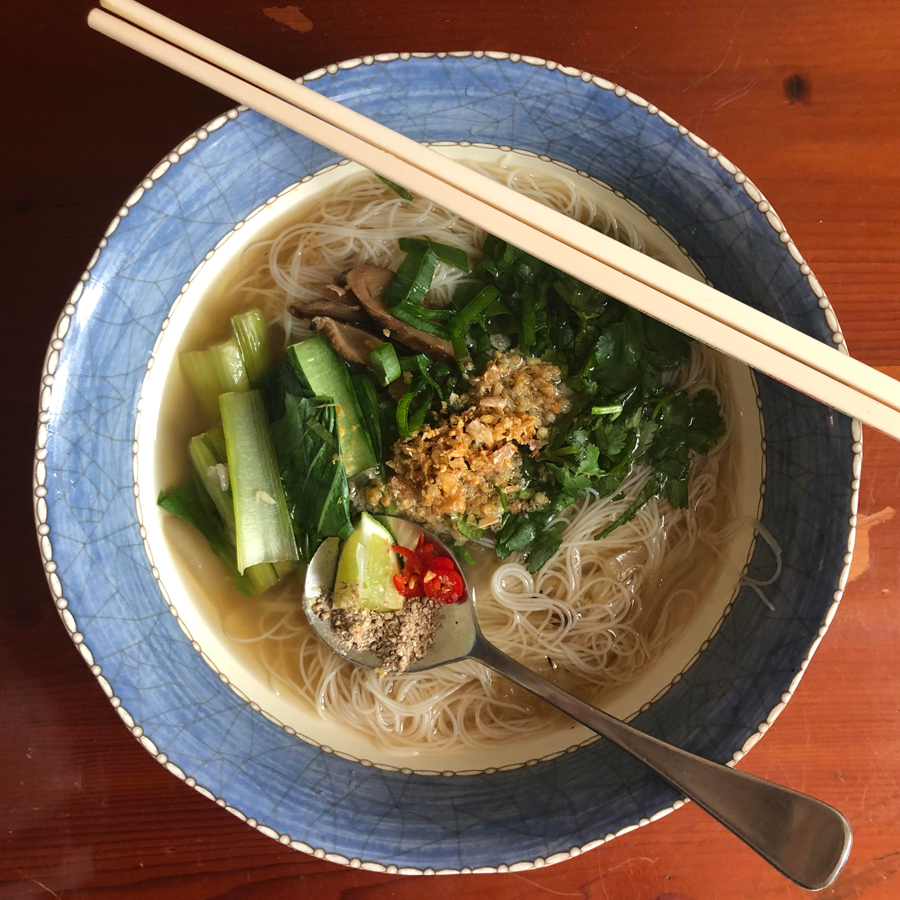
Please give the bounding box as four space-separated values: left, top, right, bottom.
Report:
346 264 457 362
321 283 352 304
345 265 394 304
312 316 384 366
290 298 371 325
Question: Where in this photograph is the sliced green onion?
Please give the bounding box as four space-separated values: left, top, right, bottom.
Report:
390 301 452 339
483 297 511 317
181 350 222 419
395 304 454 320
370 342 402 385
447 285 501 337
406 385 434 434
396 380 435 438
220 390 298 572
397 391 416 437
497 486 510 514
395 390 416 439
399 353 431 373
481 237 518 278
400 353 445 398
591 404 625 416
231 308 273 383
398 238 470 272
383 248 439 308
210 337 250 393
376 174 413 201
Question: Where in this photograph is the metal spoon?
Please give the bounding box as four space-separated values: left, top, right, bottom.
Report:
304 518 851 890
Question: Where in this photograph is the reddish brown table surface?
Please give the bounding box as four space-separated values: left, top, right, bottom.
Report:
4 1 900 897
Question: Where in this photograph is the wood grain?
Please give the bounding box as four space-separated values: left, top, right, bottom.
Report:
2 1 899 898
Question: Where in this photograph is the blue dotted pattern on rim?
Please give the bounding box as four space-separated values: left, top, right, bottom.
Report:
43 55 852 869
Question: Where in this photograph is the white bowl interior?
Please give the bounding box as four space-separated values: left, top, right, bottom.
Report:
136 146 763 773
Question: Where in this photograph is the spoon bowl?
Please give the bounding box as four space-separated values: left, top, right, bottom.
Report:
304 516 852 891
302 519 477 673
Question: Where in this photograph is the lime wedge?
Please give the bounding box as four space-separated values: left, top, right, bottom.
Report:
332 512 405 612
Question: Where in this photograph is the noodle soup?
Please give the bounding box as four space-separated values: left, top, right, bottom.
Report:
141 147 763 771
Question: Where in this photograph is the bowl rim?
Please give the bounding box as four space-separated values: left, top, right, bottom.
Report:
33 49 861 874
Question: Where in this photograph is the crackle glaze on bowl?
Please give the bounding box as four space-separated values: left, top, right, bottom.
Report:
34 52 858 872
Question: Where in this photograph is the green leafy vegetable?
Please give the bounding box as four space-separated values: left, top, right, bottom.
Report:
158 481 254 597
260 360 311 420
595 476 661 540
642 317 691 371
451 542 477 566
454 517 485 541
524 521 567 572
288 336 377 476
376 174 413 201
270 392 354 562
352 372 391 480
331 228 726 575
496 504 559 559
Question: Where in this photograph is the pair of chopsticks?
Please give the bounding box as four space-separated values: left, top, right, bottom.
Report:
89 0 900 441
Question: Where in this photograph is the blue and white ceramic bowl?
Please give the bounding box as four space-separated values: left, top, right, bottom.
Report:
34 53 858 872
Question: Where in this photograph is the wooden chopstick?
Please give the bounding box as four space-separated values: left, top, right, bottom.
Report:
100 0 900 418
88 3 900 440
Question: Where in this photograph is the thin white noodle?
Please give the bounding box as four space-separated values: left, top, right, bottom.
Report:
204 165 766 751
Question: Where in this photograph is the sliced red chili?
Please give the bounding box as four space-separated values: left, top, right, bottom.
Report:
422 566 465 604
415 533 435 563
392 544 423 574
392 538 465 603
392 543 425 598
424 555 455 573
393 571 423 598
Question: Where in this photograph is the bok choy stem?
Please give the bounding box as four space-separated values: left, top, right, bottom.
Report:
181 350 222 419
220 390 298 572
189 429 281 592
210 337 251 394
189 433 236 539
231 309 273 383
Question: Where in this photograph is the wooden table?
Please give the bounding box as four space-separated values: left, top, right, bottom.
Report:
4 1 899 897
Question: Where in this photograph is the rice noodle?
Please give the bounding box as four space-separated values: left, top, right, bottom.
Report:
215 163 747 751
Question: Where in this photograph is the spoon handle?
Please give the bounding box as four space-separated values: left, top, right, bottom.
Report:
471 636 851 890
